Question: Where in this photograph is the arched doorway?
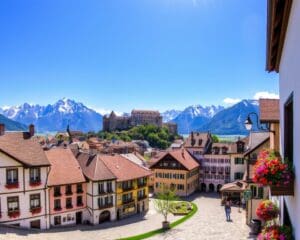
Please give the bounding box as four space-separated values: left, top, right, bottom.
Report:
209 183 215 192
201 183 206 192
217 184 222 193
99 211 110 224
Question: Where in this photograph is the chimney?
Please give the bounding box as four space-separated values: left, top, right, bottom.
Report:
181 148 185 159
29 124 35 137
0 124 5 136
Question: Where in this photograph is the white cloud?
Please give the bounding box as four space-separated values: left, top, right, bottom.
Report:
223 98 241 105
253 91 279 100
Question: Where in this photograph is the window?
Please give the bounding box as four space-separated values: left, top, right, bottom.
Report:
66 198 72 209
234 158 244 165
54 216 61 225
222 147 228 154
250 185 264 199
30 194 41 209
54 186 61 197
122 181 133 190
107 181 113 192
54 199 61 210
138 177 147 187
122 192 133 204
284 94 293 164
6 169 18 184
177 184 184 190
77 196 83 206
234 172 244 180
65 185 72 195
99 182 105 194
76 184 83 193
30 168 41 183
138 189 146 199
7 196 19 211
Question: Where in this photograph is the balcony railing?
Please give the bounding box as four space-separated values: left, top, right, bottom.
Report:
5 182 19 189
8 210 20 219
137 182 147 188
98 203 114 210
77 202 84 207
77 189 84 194
29 180 42 187
122 199 134 205
122 186 134 192
66 204 73 209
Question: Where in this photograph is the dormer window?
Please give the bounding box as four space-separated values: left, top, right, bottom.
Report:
198 139 202 146
237 142 245 153
213 147 220 155
222 147 228 154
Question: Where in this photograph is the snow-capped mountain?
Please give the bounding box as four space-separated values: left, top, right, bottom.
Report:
166 105 225 134
161 110 182 123
1 98 103 133
198 99 259 135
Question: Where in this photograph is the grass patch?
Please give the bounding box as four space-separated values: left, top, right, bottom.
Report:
170 201 192 215
118 202 198 240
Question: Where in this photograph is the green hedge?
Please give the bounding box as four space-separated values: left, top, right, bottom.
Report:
118 202 198 240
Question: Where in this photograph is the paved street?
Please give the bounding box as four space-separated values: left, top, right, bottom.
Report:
150 193 252 240
0 193 251 240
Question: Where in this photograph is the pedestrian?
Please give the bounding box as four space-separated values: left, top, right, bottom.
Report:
241 197 246 210
224 200 231 221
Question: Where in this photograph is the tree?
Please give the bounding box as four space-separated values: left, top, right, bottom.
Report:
212 134 219 143
154 185 178 229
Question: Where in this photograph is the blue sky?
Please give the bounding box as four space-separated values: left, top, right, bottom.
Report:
0 0 278 113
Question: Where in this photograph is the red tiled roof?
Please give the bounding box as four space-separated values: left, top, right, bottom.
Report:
100 154 152 182
76 152 116 181
259 99 280 122
0 132 50 166
150 149 199 171
45 148 86 186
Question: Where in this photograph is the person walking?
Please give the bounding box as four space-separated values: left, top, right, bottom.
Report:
224 200 231 221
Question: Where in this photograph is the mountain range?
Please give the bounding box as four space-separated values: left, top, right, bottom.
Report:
0 98 259 135
0 98 102 133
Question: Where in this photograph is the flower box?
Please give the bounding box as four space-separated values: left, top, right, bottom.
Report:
30 207 42 215
8 210 20 219
30 181 42 187
253 149 294 196
270 181 294 196
258 225 292 240
5 182 19 189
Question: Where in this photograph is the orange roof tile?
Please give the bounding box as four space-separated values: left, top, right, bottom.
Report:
100 154 152 182
0 132 50 166
45 148 86 186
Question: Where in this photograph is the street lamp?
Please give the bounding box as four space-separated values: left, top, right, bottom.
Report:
244 112 273 133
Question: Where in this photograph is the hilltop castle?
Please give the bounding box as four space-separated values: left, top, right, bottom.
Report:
103 110 163 132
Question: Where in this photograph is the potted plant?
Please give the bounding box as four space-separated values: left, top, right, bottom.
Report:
253 149 294 195
153 185 178 230
256 200 279 222
258 225 292 240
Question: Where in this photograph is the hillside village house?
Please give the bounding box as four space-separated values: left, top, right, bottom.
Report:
184 132 212 160
100 154 151 219
266 0 299 237
0 124 50 229
201 141 247 193
45 148 87 227
76 152 117 224
150 149 199 197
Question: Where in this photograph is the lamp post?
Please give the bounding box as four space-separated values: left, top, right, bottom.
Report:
244 112 275 133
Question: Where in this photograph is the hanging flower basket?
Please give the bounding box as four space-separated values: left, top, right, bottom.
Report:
253 149 294 196
256 200 279 221
258 225 292 240
29 181 42 187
